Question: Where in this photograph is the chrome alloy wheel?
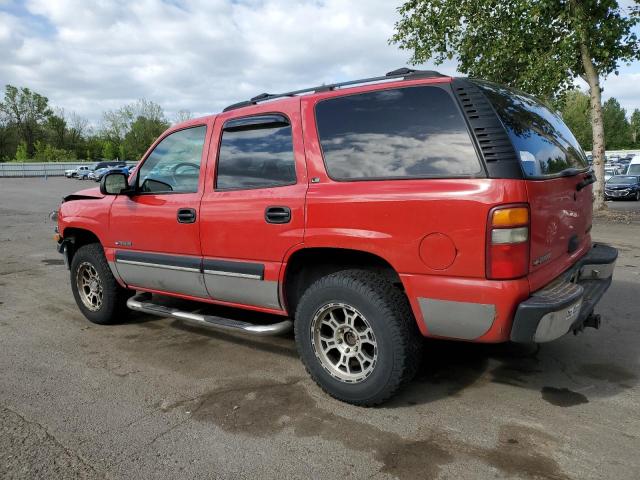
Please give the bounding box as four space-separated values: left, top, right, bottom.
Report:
76 262 103 311
310 302 378 383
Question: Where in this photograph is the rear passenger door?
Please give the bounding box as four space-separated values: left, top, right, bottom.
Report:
199 99 307 311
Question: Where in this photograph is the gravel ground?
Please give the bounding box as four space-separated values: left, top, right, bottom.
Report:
1 177 639 480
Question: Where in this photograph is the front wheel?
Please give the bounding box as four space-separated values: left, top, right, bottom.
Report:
294 270 423 406
70 243 132 324
635 191 640 201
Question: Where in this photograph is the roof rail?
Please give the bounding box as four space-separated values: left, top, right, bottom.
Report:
222 68 447 112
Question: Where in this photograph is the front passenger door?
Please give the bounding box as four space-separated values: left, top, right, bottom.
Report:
108 125 210 298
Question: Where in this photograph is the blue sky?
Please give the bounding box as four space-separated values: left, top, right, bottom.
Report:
1 0 639 125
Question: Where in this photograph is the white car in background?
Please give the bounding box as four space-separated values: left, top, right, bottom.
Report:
65 165 92 178
604 166 619 182
627 156 640 175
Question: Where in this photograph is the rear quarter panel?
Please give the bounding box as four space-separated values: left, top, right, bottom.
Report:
300 90 529 279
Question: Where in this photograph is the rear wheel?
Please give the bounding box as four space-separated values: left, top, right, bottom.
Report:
294 269 423 406
70 243 131 324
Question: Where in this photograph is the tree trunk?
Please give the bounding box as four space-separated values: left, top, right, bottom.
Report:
580 43 606 211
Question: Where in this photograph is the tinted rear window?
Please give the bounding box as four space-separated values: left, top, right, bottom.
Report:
216 121 296 190
315 86 482 180
476 81 587 178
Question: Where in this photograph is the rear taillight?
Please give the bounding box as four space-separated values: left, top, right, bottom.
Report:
486 205 530 280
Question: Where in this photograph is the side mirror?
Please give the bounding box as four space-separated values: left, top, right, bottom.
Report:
100 172 129 195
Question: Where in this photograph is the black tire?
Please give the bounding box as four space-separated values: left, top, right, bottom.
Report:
70 243 131 325
635 191 640 201
294 269 423 406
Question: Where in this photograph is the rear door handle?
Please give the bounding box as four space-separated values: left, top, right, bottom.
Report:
177 208 197 224
265 206 291 224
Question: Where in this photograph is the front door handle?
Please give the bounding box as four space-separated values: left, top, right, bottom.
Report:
265 206 291 224
177 208 197 224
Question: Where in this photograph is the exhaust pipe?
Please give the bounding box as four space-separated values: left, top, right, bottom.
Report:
127 293 293 336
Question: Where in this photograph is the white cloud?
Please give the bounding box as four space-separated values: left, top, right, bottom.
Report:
0 0 637 128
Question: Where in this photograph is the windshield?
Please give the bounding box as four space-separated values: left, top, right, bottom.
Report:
475 81 588 178
608 176 639 184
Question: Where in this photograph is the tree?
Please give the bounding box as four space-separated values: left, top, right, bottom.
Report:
560 90 592 150
0 109 17 162
46 109 67 149
102 141 116 160
0 85 53 157
602 98 631 149
33 140 76 162
14 141 28 162
630 109 640 146
174 110 193 124
392 0 640 210
123 116 169 160
100 98 167 156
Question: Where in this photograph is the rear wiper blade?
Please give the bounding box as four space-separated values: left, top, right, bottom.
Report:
576 171 596 191
559 168 583 177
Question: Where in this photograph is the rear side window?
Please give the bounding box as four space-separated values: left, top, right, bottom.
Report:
315 86 482 180
476 81 588 178
216 115 296 190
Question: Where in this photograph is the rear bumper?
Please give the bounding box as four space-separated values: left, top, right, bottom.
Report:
510 243 617 343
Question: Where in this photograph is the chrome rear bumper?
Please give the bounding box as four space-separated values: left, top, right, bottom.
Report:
510 243 617 343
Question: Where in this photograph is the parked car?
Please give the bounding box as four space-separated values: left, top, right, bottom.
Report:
604 166 619 182
93 165 129 182
605 175 640 201
89 167 110 181
76 166 95 180
627 156 640 175
66 165 92 178
53 68 617 405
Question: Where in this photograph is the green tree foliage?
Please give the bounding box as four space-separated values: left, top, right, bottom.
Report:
102 141 116 160
0 85 53 157
630 109 640 145
14 141 28 162
560 90 592 149
123 116 169 161
0 83 171 162
33 140 76 162
100 99 168 160
602 98 631 149
392 0 640 209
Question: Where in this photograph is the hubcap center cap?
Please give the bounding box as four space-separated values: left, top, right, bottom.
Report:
343 330 357 347
89 279 98 292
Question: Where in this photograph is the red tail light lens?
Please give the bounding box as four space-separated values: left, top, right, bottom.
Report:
486 205 530 280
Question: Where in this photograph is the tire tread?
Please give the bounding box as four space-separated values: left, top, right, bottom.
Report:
294 269 423 406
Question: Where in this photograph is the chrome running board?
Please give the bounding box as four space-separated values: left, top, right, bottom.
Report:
126 293 292 336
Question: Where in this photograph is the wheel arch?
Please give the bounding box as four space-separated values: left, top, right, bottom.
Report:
281 247 403 315
61 226 102 265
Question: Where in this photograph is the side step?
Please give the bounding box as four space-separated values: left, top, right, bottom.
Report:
126 293 293 336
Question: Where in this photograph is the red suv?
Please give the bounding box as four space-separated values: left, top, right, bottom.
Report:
55 68 617 405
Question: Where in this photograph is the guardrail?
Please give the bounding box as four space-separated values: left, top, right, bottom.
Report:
0 162 136 178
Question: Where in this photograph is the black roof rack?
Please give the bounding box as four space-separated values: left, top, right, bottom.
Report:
222 68 447 112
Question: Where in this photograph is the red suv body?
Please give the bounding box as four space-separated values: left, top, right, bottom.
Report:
56 69 617 405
